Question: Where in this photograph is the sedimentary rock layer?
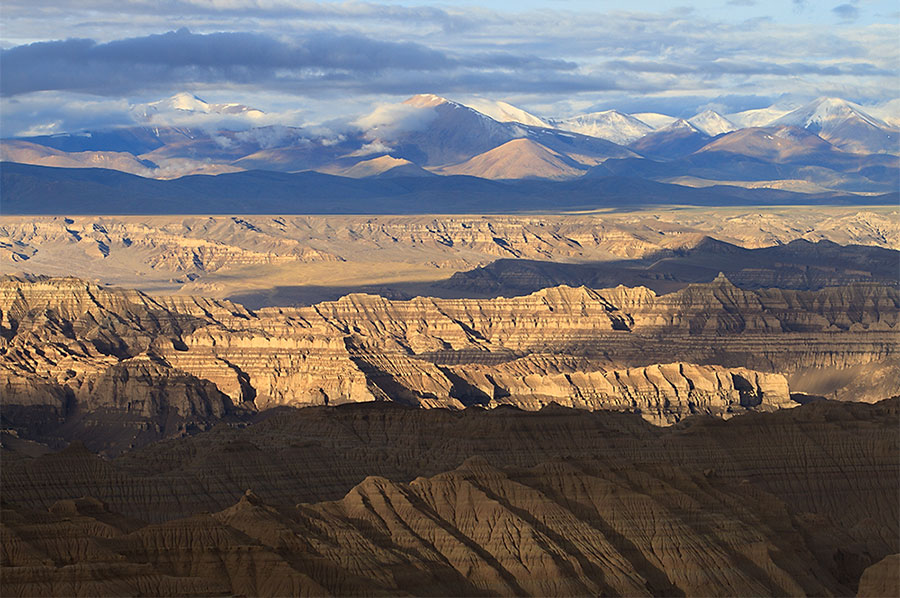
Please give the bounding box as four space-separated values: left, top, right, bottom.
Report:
1 275 896 452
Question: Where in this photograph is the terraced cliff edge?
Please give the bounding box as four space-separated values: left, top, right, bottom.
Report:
1 275 896 454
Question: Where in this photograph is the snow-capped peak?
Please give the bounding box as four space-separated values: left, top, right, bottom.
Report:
461 98 550 128
687 110 736 136
630 112 677 129
132 93 265 123
403 94 455 108
167 92 211 112
774 97 887 131
552 110 653 145
660 118 704 134
726 106 792 128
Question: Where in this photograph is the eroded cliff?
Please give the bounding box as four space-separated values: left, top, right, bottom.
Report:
1 275 896 452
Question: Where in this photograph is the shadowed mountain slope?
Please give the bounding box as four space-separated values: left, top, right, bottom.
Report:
3 162 896 215
437 237 900 297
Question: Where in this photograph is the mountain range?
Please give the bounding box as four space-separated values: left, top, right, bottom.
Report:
1 94 897 207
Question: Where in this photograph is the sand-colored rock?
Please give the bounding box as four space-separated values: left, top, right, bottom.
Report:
452 361 793 425
857 554 900 597
1 275 897 452
2 209 897 304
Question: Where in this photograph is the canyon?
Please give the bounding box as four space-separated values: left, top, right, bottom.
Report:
2 210 898 597
1 273 896 455
2 207 897 304
3 6 899 596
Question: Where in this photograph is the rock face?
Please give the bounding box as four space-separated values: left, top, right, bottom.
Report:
2 399 897 596
452 361 792 425
857 554 900 597
441 237 900 298
2 275 896 451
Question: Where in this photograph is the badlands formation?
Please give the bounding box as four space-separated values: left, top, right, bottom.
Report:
1 206 897 304
1 272 897 451
2 398 898 596
1 208 899 597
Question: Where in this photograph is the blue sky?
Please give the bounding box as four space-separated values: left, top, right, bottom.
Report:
375 0 896 25
1 0 897 135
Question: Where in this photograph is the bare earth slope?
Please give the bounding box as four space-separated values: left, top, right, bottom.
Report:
2 399 897 597
436 138 587 180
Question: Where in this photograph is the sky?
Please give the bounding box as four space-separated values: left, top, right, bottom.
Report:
1 0 898 136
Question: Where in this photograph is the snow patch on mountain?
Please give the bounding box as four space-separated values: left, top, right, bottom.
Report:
354 101 440 138
864 99 900 128
688 110 737 136
133 92 265 122
461 99 550 128
402 93 453 109
658 119 704 134
772 97 898 154
774 97 887 131
727 107 792 128
630 112 677 130
552 110 653 145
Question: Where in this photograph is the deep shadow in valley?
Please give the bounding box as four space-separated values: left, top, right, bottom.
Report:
228 236 900 308
2 399 898 597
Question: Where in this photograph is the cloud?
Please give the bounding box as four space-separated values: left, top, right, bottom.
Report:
347 140 395 157
0 28 579 99
0 29 460 96
353 103 440 138
602 58 892 78
727 0 757 6
0 93 134 136
0 89 315 137
1 0 480 34
1 3 897 134
832 2 860 22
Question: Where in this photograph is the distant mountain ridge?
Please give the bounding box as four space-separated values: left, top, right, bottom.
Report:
773 97 898 154
3 93 897 197
551 110 654 145
3 161 895 215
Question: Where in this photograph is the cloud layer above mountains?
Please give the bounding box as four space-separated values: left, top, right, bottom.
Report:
1 29 579 97
0 0 897 135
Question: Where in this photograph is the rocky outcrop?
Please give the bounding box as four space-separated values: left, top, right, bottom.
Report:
451 361 792 425
442 237 900 299
857 554 900 597
0 276 256 452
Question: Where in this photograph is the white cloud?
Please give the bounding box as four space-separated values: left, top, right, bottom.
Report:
0 3 897 133
353 102 439 138
347 140 395 157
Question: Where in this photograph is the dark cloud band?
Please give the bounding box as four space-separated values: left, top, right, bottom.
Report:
0 28 573 96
